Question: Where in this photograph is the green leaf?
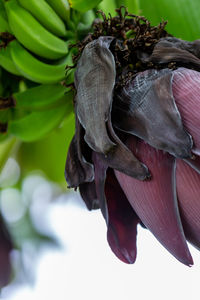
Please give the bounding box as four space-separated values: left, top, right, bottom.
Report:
0 14 10 32
69 0 102 13
139 0 200 40
8 102 73 142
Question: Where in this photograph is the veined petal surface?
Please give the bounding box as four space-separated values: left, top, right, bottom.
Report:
115 139 193 265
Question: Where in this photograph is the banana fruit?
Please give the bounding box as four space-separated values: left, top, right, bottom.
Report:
10 40 72 84
0 43 21 76
18 0 67 37
0 0 10 32
46 0 70 24
8 101 72 142
0 68 3 96
0 12 10 33
13 83 73 111
0 0 7 20
5 0 68 60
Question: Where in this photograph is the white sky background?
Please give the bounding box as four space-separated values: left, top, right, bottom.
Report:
1 189 200 300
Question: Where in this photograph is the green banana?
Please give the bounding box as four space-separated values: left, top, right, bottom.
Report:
0 14 10 32
0 69 4 96
0 0 7 20
5 0 68 60
81 10 96 25
18 0 67 38
0 83 3 97
10 40 73 84
13 83 73 111
0 0 10 33
69 0 101 13
0 109 11 123
0 43 21 75
77 9 96 35
46 0 70 24
8 101 72 142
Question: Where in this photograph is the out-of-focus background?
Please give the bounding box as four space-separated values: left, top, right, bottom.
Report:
1 0 200 298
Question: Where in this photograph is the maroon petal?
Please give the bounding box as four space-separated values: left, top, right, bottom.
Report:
92 152 108 220
184 155 200 175
65 118 94 188
105 169 140 264
0 215 13 287
115 139 193 266
93 153 140 264
176 159 200 249
79 181 99 210
173 68 200 152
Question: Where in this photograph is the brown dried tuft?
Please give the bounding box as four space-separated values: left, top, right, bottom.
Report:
68 7 170 88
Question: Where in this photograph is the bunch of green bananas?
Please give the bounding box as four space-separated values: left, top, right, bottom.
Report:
0 0 75 83
0 0 96 142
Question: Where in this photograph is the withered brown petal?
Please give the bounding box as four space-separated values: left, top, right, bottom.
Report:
113 69 193 158
65 118 94 188
79 181 99 211
144 38 200 70
155 37 200 59
75 36 116 154
102 119 150 180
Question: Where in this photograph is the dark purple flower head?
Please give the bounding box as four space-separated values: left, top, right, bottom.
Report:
0 215 13 287
65 10 200 266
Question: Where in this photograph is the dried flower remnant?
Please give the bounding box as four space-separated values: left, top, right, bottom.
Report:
65 7 200 265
